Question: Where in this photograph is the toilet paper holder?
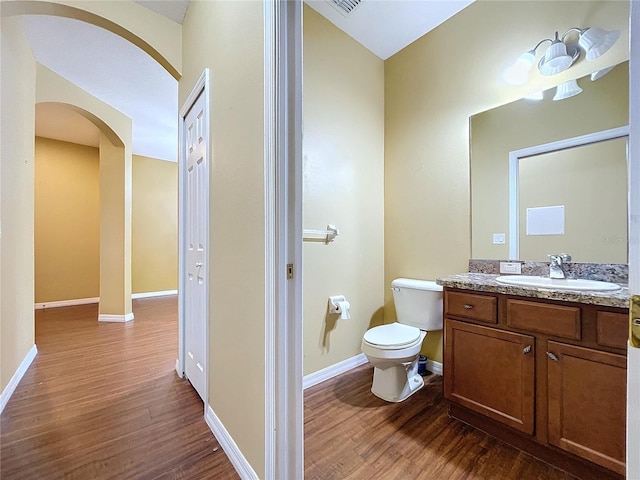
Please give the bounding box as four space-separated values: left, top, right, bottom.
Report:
329 295 351 320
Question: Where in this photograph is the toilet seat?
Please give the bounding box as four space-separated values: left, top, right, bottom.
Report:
363 323 421 349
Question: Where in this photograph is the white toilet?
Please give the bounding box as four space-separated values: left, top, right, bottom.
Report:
361 278 443 402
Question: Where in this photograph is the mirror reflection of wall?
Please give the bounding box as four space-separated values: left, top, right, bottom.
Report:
470 61 629 262
518 137 628 263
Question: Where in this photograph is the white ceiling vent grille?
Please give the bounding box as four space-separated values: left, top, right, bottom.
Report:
328 0 363 17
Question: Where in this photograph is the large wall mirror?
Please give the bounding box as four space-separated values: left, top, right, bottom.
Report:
470 61 629 263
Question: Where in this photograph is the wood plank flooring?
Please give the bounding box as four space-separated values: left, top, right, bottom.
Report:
304 365 576 480
0 297 239 480
3 297 578 479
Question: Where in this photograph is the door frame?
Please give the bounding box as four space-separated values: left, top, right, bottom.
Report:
177 68 211 410
264 1 304 479
267 3 640 479
627 2 640 477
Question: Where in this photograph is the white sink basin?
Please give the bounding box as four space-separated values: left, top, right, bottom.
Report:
495 275 621 292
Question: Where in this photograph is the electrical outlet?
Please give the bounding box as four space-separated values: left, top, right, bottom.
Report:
500 262 522 274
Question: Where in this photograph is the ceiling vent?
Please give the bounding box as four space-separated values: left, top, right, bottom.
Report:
328 0 363 17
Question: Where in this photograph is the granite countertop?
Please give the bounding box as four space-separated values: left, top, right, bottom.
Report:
436 273 630 309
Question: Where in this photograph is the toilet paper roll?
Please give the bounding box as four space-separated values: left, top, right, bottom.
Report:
337 300 351 320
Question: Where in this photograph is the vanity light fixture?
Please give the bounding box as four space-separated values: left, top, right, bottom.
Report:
549 64 618 100
591 65 615 81
502 26 620 86
552 79 583 101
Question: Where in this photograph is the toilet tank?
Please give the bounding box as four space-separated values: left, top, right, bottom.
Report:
391 278 443 331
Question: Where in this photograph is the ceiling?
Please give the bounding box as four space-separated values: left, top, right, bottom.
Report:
133 0 189 24
134 0 474 60
25 14 178 162
306 0 474 60
27 0 474 162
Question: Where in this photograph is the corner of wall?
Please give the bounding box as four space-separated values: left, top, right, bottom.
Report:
1 14 37 392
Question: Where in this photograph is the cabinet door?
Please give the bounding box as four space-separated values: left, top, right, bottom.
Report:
547 341 626 475
445 319 535 434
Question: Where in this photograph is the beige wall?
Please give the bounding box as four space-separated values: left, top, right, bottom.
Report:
518 138 628 263
98 133 132 316
471 62 628 261
36 65 134 318
303 6 385 375
384 0 630 363
33 140 177 303
35 137 100 303
132 155 178 294
1 0 181 410
180 1 266 475
0 15 36 392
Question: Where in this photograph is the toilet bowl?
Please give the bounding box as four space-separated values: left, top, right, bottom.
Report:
361 278 443 402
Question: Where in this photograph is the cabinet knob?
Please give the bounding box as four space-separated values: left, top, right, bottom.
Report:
546 351 560 362
463 304 474 310
523 345 532 355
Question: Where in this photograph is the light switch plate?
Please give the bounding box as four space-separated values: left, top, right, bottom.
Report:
500 262 522 274
492 233 506 245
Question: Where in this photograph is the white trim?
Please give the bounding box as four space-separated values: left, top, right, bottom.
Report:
131 290 177 299
629 1 640 293
264 2 304 480
508 126 630 259
303 353 368 390
1 345 37 414
98 313 134 323
628 344 640 478
177 69 211 403
35 297 99 309
264 1 277 477
301 355 443 391
302 353 442 390
426 359 443 376
627 3 640 478
205 405 259 480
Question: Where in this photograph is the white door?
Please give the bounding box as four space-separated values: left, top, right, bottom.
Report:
183 88 208 402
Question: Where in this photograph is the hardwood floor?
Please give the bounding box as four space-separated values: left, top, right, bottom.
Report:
3 299 579 479
304 365 576 480
0 297 239 480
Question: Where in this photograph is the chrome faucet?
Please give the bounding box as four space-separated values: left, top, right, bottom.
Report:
548 253 572 279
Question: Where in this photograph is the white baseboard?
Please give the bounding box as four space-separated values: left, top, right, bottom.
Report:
205 405 259 480
1 345 38 414
303 353 368 390
34 291 177 309
98 312 135 323
426 359 443 376
132 290 177 299
35 297 99 310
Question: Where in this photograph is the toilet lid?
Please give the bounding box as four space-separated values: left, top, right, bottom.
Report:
363 323 421 347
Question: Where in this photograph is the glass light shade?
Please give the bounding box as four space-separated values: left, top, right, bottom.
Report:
553 79 583 101
502 52 535 85
539 40 573 75
591 65 615 81
579 27 620 61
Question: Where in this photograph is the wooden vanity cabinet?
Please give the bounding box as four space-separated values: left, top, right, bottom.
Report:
443 288 628 479
444 320 535 434
547 341 627 475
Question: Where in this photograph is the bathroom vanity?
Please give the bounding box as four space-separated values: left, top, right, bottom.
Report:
437 273 629 480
